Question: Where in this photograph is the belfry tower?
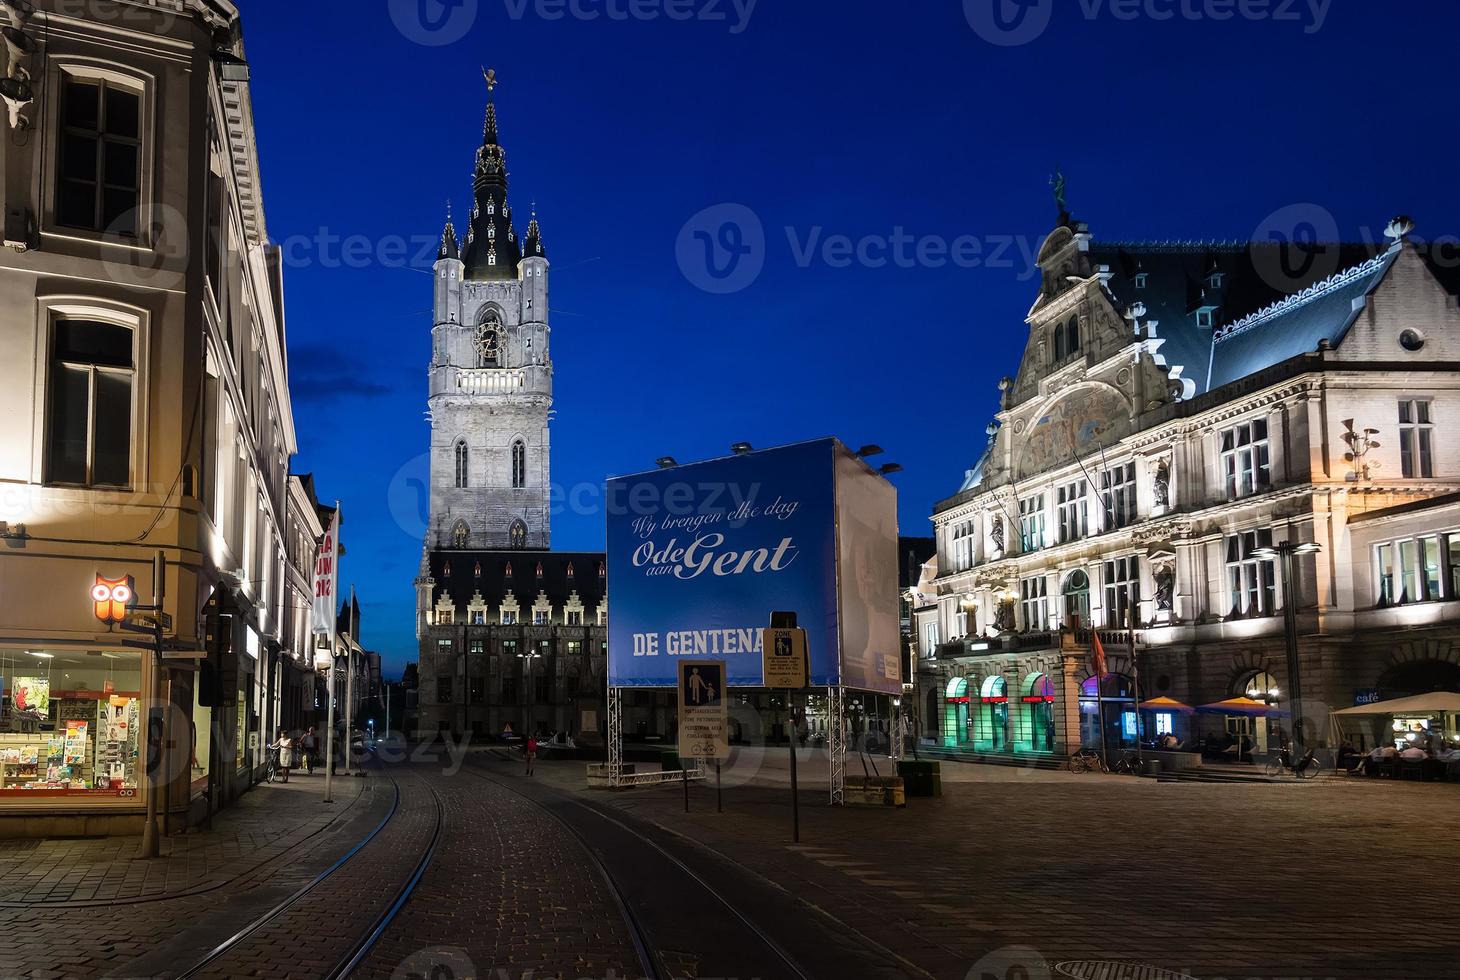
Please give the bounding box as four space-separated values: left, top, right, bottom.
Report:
426 70 552 552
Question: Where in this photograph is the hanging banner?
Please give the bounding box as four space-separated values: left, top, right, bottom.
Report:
312 507 340 645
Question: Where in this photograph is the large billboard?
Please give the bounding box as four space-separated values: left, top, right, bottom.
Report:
606 438 900 693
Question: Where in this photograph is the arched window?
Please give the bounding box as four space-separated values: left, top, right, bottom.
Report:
509 520 527 550
512 440 526 489
454 440 469 488
450 520 470 549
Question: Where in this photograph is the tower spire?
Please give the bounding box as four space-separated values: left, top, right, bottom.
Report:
465 67 522 280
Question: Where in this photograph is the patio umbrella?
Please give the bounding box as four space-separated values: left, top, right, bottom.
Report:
1139 696 1195 713
1196 697 1288 717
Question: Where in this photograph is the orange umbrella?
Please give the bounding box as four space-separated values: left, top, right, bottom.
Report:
1197 697 1288 717
1139 696 1195 714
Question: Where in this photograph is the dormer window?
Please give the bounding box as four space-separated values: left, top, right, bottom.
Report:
488 225 496 240
1207 271 1224 289
1135 273 1149 289
1196 309 1215 329
487 200 495 215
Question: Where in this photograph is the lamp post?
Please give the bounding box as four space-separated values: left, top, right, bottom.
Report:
1252 540 1322 753
517 647 542 738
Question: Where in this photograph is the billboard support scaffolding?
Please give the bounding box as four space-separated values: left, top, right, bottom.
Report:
828 685 846 806
607 687 623 787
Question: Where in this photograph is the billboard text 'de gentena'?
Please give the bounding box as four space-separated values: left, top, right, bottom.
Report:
606 440 842 689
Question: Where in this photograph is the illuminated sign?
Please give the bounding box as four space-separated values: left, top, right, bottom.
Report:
91 575 133 625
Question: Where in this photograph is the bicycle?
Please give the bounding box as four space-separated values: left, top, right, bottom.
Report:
264 748 278 784
1067 747 1108 774
1111 751 1143 776
1264 747 1323 779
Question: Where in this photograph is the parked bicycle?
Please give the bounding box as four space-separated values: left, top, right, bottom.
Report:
1068 747 1107 774
264 748 278 784
1111 750 1143 776
1264 747 1323 779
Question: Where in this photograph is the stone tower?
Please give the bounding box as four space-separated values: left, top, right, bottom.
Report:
427 72 552 552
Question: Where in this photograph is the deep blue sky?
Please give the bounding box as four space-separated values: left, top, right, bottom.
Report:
241 1 1459 677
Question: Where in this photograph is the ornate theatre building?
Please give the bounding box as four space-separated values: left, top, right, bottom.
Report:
917 209 1460 759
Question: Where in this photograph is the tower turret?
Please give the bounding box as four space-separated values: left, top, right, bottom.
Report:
463 69 524 281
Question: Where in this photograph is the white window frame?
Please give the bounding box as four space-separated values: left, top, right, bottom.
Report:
1020 576 1049 632
1056 480 1090 544
923 621 940 657
32 300 150 490
1399 399 1434 479
1376 533 1447 605
1019 494 1046 553
1100 462 1137 530
1103 556 1140 629
1220 418 1271 500
44 61 157 249
1226 529 1276 617
952 520 975 572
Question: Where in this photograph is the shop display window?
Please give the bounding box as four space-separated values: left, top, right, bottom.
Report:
0 650 142 798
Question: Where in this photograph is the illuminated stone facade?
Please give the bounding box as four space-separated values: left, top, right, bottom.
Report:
917 214 1460 758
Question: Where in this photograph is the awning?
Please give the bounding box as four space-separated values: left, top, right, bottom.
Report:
1197 697 1287 717
1332 692 1460 717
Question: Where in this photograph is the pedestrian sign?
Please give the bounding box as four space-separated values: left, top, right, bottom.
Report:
762 628 808 689
677 660 728 761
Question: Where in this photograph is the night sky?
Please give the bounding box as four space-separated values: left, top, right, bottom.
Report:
240 1 1460 676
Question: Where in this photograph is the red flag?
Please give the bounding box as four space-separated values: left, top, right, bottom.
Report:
1091 630 1109 680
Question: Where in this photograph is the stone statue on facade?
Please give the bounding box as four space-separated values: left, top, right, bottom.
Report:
1153 458 1170 509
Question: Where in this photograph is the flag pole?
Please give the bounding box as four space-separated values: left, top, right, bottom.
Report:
345 584 357 776
1092 628 1111 770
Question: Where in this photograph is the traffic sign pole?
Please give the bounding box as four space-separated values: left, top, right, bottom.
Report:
788 689 800 843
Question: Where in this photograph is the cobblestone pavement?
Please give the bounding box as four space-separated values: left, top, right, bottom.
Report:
0 773 367 906
523 748 1460 980
358 759 642 980
0 772 386 979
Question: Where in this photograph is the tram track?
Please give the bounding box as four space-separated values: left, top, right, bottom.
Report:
462 758 814 980
169 761 445 980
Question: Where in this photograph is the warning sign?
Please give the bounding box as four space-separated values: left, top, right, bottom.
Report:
762 628 809 689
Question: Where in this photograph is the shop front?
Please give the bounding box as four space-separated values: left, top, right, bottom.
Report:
942 677 970 748
0 649 144 801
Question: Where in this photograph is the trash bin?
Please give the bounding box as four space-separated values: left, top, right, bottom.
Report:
1143 758 1163 778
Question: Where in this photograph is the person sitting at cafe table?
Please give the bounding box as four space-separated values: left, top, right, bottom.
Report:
1362 744 1398 776
1399 741 1429 762
1337 740 1363 772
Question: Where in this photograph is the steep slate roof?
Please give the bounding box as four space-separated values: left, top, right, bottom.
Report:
1089 240 1387 398
429 550 606 611
1207 249 1398 389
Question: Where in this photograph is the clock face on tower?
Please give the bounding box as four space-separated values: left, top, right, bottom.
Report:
475 326 501 365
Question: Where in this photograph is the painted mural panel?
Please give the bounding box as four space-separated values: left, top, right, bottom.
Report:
1016 386 1129 480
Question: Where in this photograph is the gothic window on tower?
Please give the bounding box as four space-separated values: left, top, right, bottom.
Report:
454 440 469 488
451 520 470 549
509 520 527 550
512 440 526 489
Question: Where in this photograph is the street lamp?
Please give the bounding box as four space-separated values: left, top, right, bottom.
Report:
1251 540 1322 752
517 648 543 737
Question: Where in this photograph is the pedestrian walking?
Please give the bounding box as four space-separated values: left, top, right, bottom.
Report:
525 734 538 776
301 727 317 774
268 728 294 783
